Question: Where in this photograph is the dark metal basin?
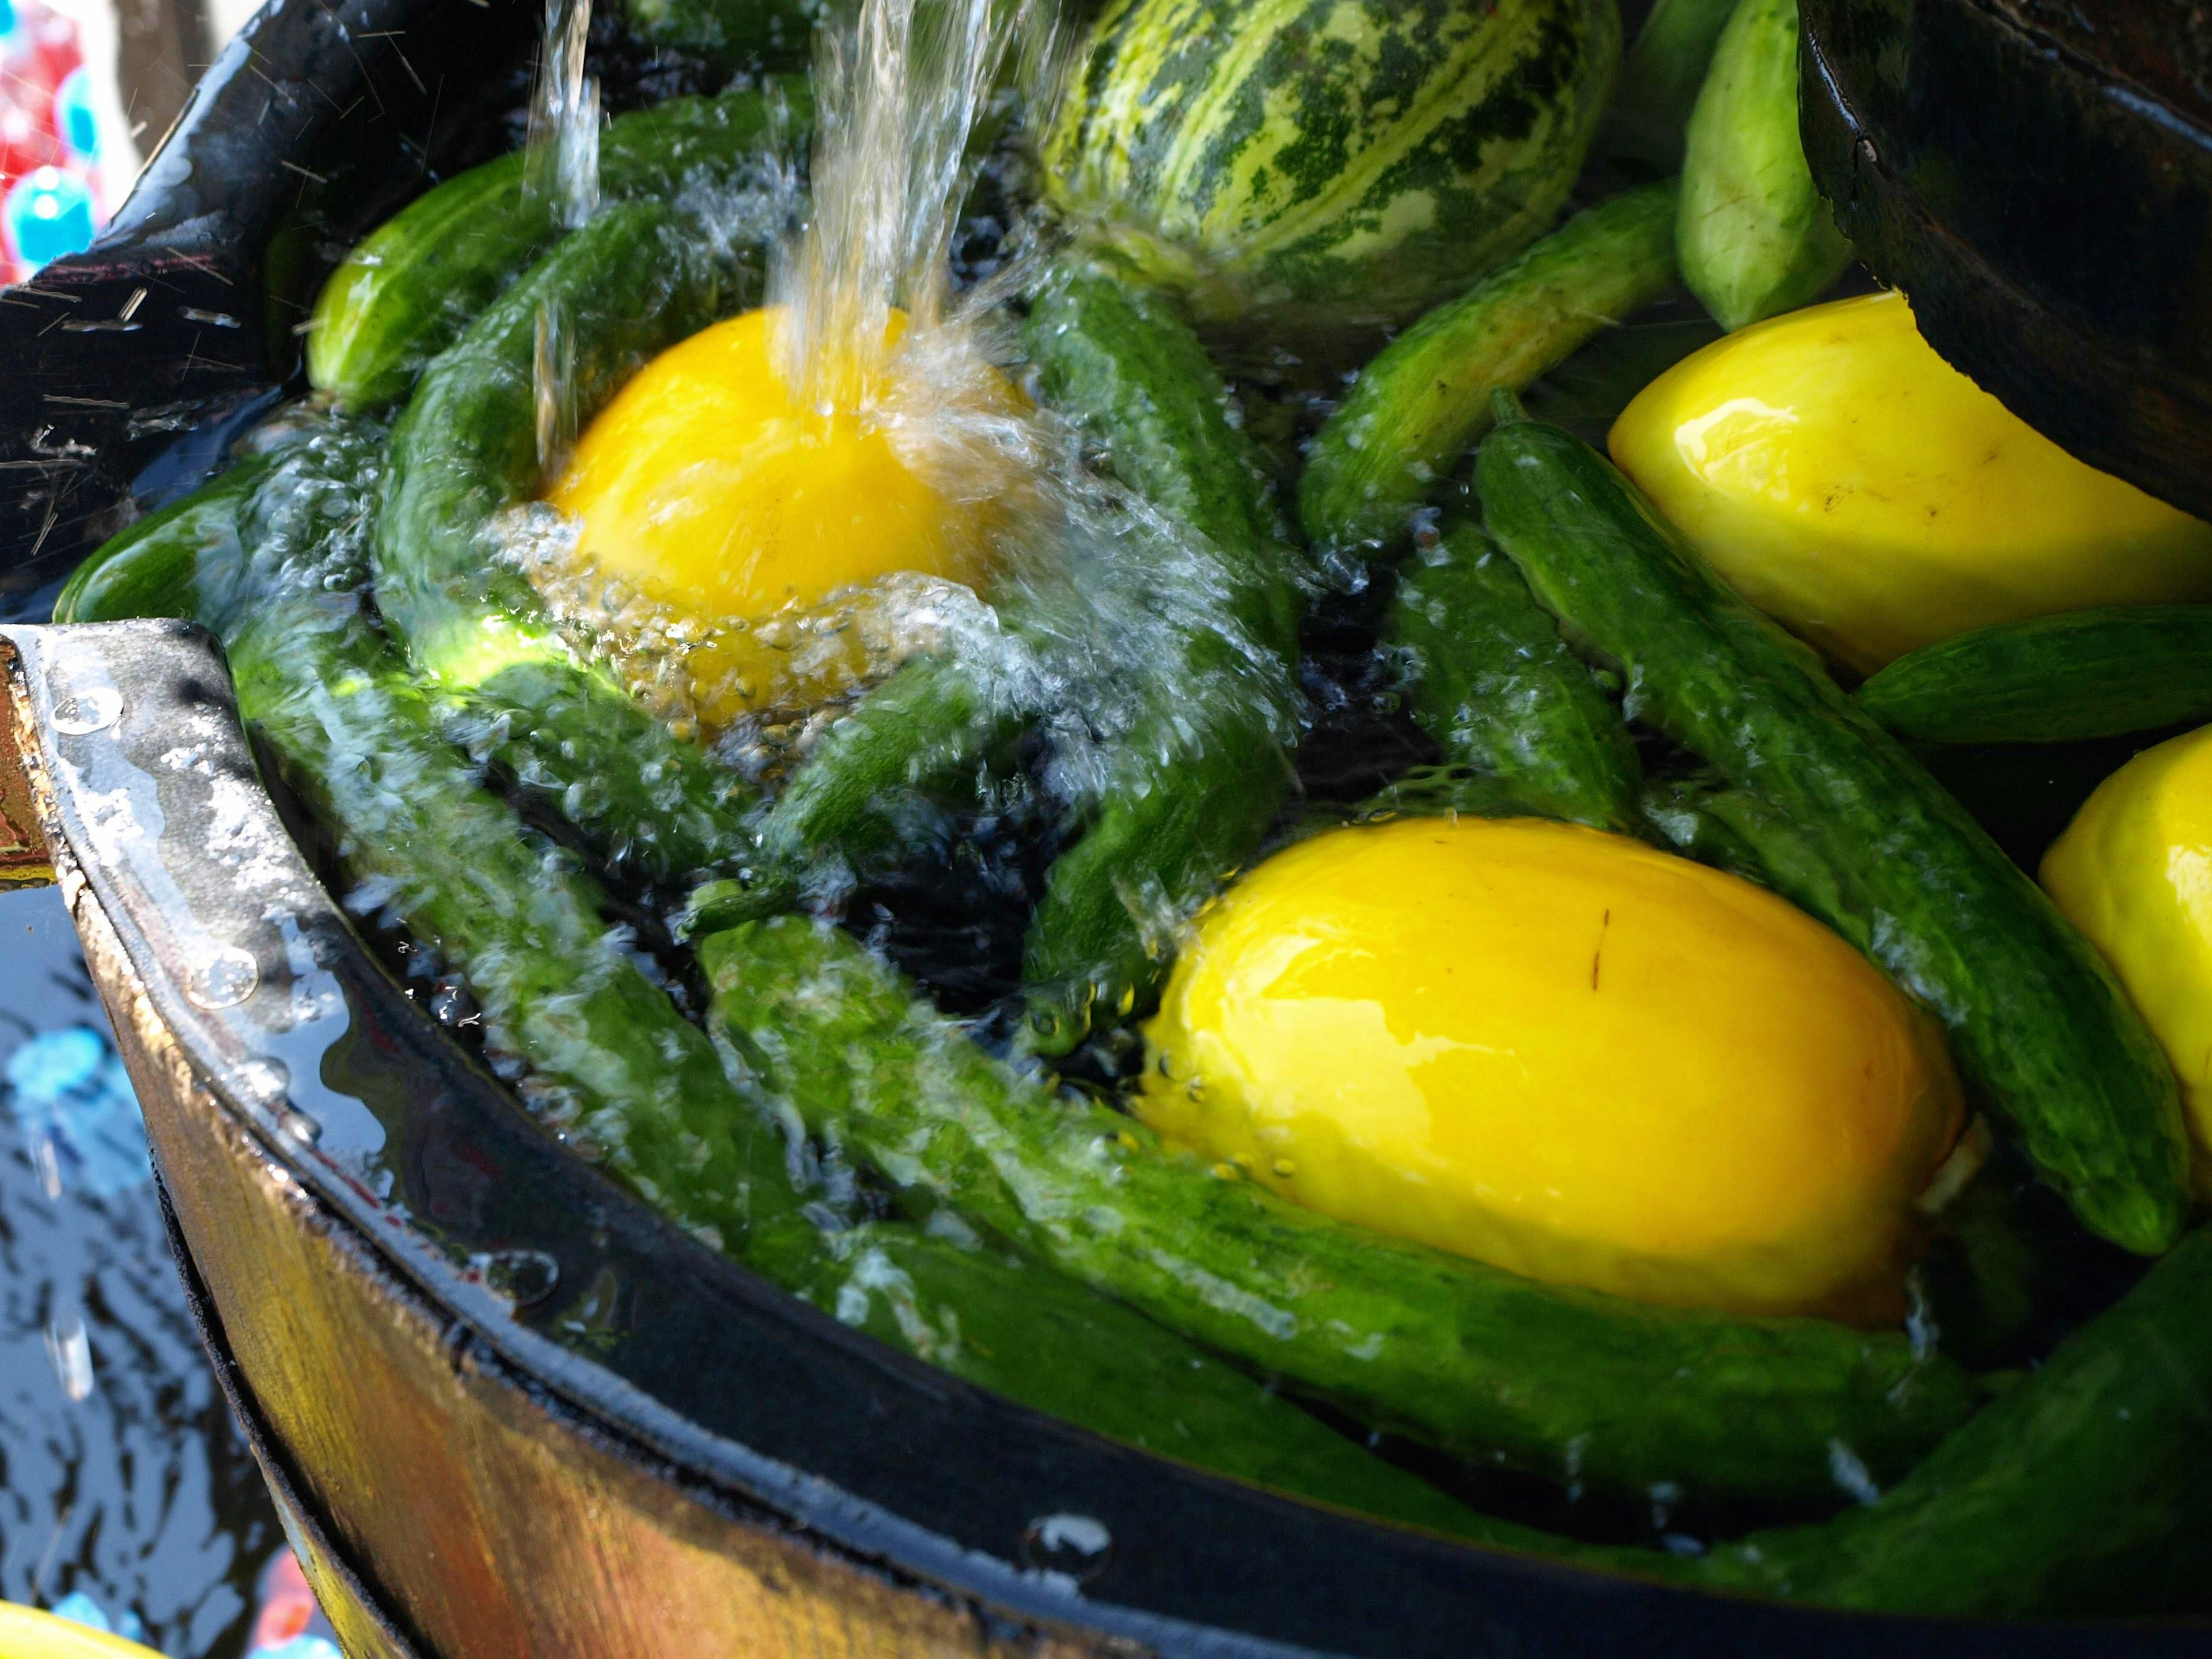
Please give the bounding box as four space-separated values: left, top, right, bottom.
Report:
1801 0 2212 524
0 2 2207 1653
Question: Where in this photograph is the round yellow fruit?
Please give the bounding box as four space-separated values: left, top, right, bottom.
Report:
2042 724 2212 1193
547 305 994 724
1138 816 1963 1319
1608 291 2212 675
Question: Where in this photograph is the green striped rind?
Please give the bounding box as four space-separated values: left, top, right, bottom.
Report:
1044 0 1621 320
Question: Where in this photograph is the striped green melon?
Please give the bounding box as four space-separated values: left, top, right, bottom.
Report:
1042 0 1622 322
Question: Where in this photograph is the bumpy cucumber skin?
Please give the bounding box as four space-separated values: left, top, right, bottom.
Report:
1673 1228 2212 1613
1478 412 2192 1255
1604 0 1745 168
1016 266 1305 1049
309 88 803 411
1677 0 1851 329
1385 521 1643 832
1858 604 2212 745
1300 180 1679 557
54 456 272 627
376 200 757 887
1046 0 1620 320
703 910 1980 1508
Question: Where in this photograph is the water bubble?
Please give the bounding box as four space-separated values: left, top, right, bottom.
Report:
50 684 120 734
183 943 259 1010
475 1249 562 1308
1020 1513 1112 1584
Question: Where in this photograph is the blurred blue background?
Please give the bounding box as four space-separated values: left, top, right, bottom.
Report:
0 880 282 1656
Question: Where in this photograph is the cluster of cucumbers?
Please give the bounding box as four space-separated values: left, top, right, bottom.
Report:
54 0 2212 1616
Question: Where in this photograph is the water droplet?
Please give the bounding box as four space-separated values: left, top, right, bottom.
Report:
1021 1513 1112 1584
50 684 122 734
1271 1158 1297 1178
279 1109 321 1145
476 1249 562 1308
44 1310 94 1402
233 1057 290 1105
184 943 259 1010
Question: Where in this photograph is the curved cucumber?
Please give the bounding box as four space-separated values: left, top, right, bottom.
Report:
1016 265 1305 1049
375 199 758 886
701 910 1980 1509
1384 520 1642 832
310 87 805 411
1677 0 1852 329
1673 1228 2212 1613
1858 604 2212 745
1300 181 1679 558
54 456 272 627
1477 404 2192 1255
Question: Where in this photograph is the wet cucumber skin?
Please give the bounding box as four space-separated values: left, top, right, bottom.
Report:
1858 604 2212 745
310 88 806 411
376 200 759 886
702 909 1980 1509
1300 181 1680 558
1385 520 1642 832
1477 411 2192 1255
1015 266 1305 1048
55 456 274 627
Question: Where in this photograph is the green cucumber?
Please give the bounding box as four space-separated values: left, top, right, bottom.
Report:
1384 521 1642 832
309 87 806 411
54 456 273 627
1673 1227 2212 1613
700 908 1981 1509
1677 0 1852 329
1640 769 1857 945
1298 181 1679 558
197 422 1527 1542
1858 604 2212 745
1016 265 1305 1049
375 199 759 887
1042 0 1621 321
1477 400 2192 1255
1604 0 1744 168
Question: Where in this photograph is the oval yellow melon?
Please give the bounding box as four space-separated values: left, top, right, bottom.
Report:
547 305 994 724
1608 291 2212 674
1139 816 1963 1319
2042 724 2212 1195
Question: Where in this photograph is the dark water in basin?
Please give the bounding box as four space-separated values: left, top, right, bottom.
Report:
0 883 279 1657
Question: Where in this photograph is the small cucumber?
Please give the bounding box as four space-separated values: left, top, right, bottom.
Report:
1300 181 1679 559
1858 604 2212 745
1384 521 1642 832
310 87 805 411
1604 0 1746 169
1677 0 1851 329
1478 402 2193 1255
701 910 1980 1510
376 199 759 887
1016 265 1306 1050
54 457 272 627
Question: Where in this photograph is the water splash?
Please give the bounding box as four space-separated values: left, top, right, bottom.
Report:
524 0 600 230
774 0 1046 411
